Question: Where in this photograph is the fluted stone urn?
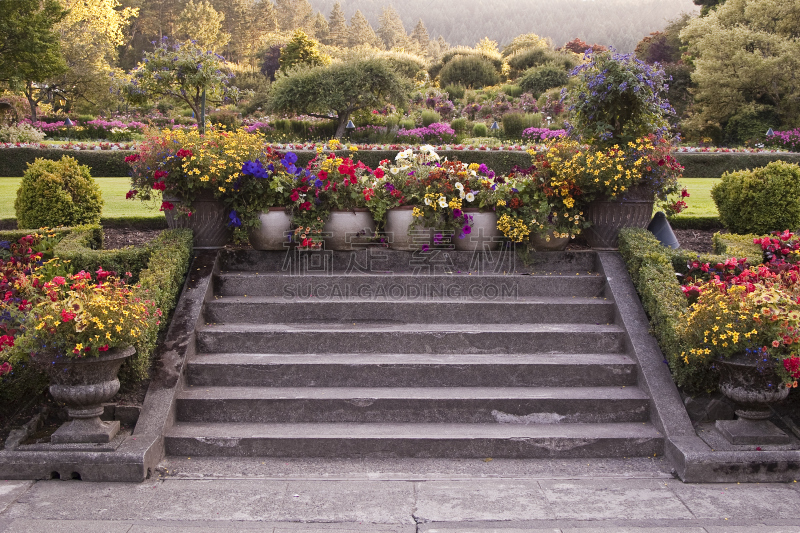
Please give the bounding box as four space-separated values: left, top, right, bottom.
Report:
714 354 791 445
40 345 135 444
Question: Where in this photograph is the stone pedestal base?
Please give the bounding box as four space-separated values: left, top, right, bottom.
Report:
51 418 120 444
716 419 791 445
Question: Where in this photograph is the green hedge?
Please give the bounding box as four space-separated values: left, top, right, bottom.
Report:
0 217 167 230
675 152 800 178
0 148 133 177
5 148 799 178
668 216 723 230
618 228 733 393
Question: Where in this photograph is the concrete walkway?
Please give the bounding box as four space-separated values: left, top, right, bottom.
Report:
1 458 799 532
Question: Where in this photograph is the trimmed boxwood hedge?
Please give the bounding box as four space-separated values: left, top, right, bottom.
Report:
4 148 800 177
0 225 193 412
0 148 133 177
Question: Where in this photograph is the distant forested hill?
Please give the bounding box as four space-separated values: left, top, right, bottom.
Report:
307 0 698 52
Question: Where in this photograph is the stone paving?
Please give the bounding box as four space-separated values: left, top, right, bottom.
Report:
1 458 799 532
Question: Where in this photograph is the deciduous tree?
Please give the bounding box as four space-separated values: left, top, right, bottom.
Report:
270 57 411 138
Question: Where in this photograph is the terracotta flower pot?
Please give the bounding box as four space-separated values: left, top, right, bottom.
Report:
247 207 292 250
322 209 376 251
453 209 500 251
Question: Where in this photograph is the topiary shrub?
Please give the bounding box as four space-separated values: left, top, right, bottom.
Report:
445 84 465 100
472 122 489 137
518 64 569 97
421 110 441 126
14 156 103 229
711 161 800 235
439 55 500 89
450 118 468 133
501 112 526 139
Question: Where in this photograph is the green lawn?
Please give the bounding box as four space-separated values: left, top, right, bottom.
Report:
0 177 162 219
0 176 722 220
677 177 720 217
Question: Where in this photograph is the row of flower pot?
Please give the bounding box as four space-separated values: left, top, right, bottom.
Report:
166 194 655 252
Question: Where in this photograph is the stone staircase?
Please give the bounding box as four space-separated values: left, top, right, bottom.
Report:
163 248 663 458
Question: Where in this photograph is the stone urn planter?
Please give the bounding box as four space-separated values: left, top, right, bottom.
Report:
322 209 376 251
163 191 232 249
453 209 501 251
384 206 417 251
40 345 136 444
583 185 654 250
247 207 292 250
714 354 791 444
530 226 570 251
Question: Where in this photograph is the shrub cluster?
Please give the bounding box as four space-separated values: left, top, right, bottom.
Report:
711 161 800 235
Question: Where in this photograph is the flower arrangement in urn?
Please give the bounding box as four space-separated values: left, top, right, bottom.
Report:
678 258 800 389
9 268 160 361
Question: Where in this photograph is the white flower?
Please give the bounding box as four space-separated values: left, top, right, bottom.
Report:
390 167 400 175
424 197 432 206
455 182 464 190
438 197 448 208
465 192 475 202
470 170 477 177
395 148 413 161
459 190 466 199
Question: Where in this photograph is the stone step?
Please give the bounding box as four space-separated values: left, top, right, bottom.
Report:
186 353 639 387
195 323 626 354
214 272 607 298
163 422 663 458
204 296 615 325
219 249 597 274
175 386 650 424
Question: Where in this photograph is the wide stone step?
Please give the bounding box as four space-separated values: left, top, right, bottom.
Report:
175 386 650 424
186 353 638 387
220 249 597 274
163 422 663 458
195 323 626 354
204 296 615 325
214 272 607 298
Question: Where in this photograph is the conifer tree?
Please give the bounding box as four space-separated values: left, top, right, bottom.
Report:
326 2 348 47
410 19 430 56
377 7 409 50
347 10 380 49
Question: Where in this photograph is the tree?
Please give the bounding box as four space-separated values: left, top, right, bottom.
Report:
260 44 285 81
123 39 238 131
693 0 726 16
560 38 608 55
347 10 381 49
279 30 330 73
410 20 430 56
475 37 499 54
47 0 138 114
310 11 329 42
326 2 348 47
270 58 411 138
176 0 230 52
275 0 314 33
0 0 68 120
377 7 410 51
502 33 551 57
681 0 800 141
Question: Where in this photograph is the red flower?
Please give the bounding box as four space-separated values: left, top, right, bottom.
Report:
317 170 328 181
299 201 311 211
152 181 166 191
60 309 76 322
784 355 800 378
154 170 168 179
374 168 384 179
160 201 174 211
290 191 300 202
0 362 12 376
98 345 109 352
176 149 193 158
124 154 140 163
125 189 138 199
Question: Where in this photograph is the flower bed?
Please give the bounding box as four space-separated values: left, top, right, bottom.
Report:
619 227 800 394
0 226 192 410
